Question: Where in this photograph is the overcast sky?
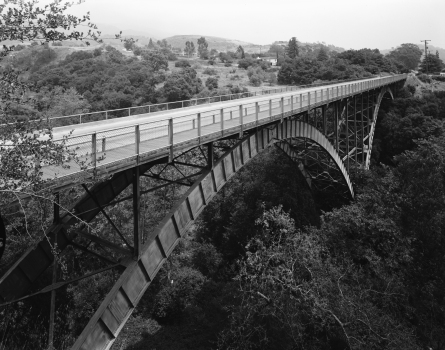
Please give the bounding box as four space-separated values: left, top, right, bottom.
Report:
69 0 445 50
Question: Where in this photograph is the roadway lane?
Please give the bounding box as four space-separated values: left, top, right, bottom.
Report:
51 76 384 140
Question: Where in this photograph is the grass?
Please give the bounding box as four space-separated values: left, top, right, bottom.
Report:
168 58 281 92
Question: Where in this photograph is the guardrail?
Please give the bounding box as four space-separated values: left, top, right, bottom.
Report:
45 75 396 128
45 75 406 180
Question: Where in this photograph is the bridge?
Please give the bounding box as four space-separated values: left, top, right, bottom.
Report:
0 74 406 350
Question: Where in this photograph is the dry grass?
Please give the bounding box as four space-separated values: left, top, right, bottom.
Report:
168 58 281 92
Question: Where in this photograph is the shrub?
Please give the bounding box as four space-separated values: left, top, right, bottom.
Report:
52 42 62 47
14 44 25 51
432 75 445 82
224 62 232 67
203 67 217 75
175 59 191 68
208 59 215 65
152 267 206 323
192 243 223 277
249 74 263 86
132 46 142 56
237 58 256 69
417 73 432 83
167 52 177 61
205 76 218 90
406 84 416 95
93 47 102 57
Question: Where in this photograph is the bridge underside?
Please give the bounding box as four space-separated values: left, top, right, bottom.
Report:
0 81 404 350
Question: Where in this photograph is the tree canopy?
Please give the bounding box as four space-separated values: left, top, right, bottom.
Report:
420 53 445 73
286 37 299 59
386 43 423 71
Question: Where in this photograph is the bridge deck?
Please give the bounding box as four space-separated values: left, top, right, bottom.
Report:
43 75 405 189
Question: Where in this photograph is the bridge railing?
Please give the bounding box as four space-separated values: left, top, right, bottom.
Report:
44 75 396 128
48 75 406 178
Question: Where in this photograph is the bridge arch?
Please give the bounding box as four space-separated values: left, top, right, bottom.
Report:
72 119 353 350
365 86 394 169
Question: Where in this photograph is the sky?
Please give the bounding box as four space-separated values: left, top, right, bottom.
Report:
67 0 445 50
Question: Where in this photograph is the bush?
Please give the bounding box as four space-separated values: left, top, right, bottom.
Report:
167 52 177 61
224 62 232 67
192 244 223 277
14 44 25 51
406 84 416 95
208 59 215 65
132 46 142 56
203 67 217 75
93 47 102 57
52 42 62 47
205 76 218 90
249 74 262 86
238 58 256 69
152 267 206 323
175 59 191 68
432 75 445 82
417 73 432 83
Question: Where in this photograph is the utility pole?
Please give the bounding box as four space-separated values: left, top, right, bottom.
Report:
421 40 431 74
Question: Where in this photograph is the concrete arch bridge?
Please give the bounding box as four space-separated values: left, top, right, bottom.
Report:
0 74 406 349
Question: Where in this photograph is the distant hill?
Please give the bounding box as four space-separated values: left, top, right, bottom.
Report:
163 35 255 51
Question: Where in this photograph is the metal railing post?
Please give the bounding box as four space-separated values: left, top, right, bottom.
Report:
269 99 272 119
308 92 311 113
197 113 201 143
129 108 131 117
255 102 259 126
291 95 294 113
168 119 173 161
105 111 108 120
239 105 243 137
300 93 303 110
80 114 82 124
91 133 97 167
102 137 106 152
281 97 284 123
220 108 224 136
135 124 140 163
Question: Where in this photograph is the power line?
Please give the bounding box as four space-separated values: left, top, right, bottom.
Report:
421 40 431 74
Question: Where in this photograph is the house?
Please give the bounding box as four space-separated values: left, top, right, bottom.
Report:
440 72 445 77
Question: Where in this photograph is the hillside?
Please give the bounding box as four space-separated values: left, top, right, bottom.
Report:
163 35 255 51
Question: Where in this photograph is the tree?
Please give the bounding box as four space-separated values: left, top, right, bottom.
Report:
205 76 218 90
123 39 134 51
0 0 105 259
162 68 203 102
317 46 328 61
141 51 168 71
286 37 299 59
185 41 195 58
386 43 423 71
420 53 444 74
197 36 209 59
236 45 245 59
148 38 156 49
